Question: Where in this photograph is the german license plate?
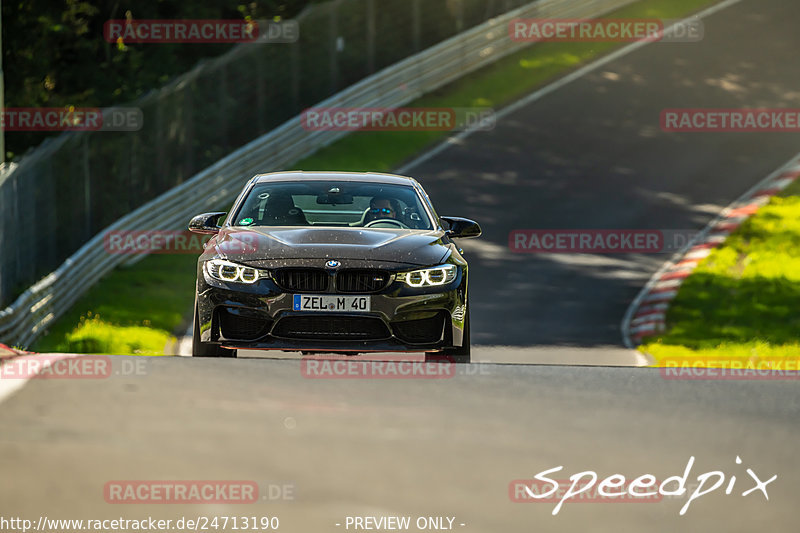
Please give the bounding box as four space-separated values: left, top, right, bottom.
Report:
293 294 370 312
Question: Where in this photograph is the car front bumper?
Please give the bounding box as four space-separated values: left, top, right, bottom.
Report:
196 263 467 352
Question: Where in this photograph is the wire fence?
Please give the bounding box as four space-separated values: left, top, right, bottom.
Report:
0 0 536 308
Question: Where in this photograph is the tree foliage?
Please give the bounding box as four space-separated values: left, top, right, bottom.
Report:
2 0 316 159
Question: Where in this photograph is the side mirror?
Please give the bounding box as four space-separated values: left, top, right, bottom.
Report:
188 212 227 235
440 216 481 239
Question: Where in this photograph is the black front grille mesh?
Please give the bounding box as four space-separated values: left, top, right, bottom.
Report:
272 316 390 340
218 309 270 341
392 313 445 344
336 270 391 293
272 268 391 293
273 269 329 292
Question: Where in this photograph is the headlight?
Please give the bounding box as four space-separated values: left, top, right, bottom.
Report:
205 259 269 284
395 264 457 287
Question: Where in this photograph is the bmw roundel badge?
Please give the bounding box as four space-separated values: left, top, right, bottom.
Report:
326 260 341 269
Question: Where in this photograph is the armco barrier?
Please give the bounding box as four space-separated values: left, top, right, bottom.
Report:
2 0 542 310
0 0 638 348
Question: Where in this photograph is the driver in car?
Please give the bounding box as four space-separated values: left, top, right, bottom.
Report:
364 196 402 225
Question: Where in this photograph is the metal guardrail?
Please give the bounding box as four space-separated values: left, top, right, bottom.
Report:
0 0 638 348
0 0 539 308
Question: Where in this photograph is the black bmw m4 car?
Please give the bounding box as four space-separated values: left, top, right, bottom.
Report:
189 171 481 362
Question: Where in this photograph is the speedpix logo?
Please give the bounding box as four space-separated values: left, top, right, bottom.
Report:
513 456 776 515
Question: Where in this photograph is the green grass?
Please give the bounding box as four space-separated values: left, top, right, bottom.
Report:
33 254 197 355
57 315 176 356
643 179 800 366
32 0 724 355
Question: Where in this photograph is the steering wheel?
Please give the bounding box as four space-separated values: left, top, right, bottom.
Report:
364 218 408 229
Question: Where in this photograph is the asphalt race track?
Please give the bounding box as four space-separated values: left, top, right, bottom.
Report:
412 0 800 349
1 355 798 532
2 0 800 532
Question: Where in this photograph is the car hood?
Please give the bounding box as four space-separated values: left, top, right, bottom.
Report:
208 227 451 267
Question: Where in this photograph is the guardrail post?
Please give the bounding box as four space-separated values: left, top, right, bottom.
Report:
366 0 376 74
12 175 20 301
0 178 5 304
329 1 340 93
155 93 165 197
83 135 91 241
256 47 266 133
291 40 300 113
412 0 421 52
219 65 229 151
184 81 195 180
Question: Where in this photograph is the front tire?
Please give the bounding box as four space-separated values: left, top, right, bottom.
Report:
192 301 237 358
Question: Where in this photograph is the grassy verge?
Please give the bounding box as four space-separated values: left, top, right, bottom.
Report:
33 254 197 355
643 179 800 366
32 0 723 355
297 0 721 171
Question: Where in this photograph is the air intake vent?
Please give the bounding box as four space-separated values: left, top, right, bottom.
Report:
392 313 445 344
218 309 270 341
272 316 390 340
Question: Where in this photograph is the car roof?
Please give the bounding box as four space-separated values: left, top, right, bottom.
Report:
251 171 420 187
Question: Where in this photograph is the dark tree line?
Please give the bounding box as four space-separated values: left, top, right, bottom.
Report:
2 0 319 159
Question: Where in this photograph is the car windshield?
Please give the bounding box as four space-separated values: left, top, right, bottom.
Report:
232 180 434 230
